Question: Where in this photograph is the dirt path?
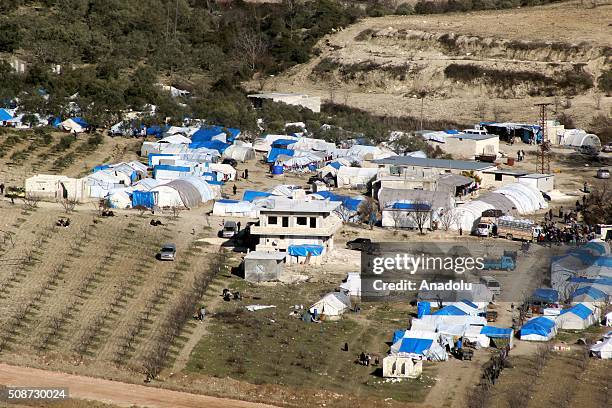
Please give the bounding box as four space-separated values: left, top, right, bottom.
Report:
0 363 275 408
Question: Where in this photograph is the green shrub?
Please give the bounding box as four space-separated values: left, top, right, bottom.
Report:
597 69 612 95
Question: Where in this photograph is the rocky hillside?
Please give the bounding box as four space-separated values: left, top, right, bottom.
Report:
254 1 612 129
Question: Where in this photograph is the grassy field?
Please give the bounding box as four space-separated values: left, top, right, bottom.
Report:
186 280 436 405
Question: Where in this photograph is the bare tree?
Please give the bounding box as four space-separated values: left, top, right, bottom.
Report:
406 200 432 235
22 193 41 210
234 29 268 72
334 204 353 223
438 208 459 231
390 208 404 230
475 99 487 120
59 198 79 213
357 197 377 228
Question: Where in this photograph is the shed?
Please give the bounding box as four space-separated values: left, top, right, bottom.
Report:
518 173 555 193
244 251 286 282
382 355 423 378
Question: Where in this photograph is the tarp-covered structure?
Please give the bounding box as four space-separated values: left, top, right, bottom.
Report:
222 144 255 162
336 167 378 188
449 183 546 231
212 199 258 217
309 291 351 320
520 316 557 341
557 129 601 149
390 330 448 361
590 337 612 359
150 176 215 208
556 303 597 330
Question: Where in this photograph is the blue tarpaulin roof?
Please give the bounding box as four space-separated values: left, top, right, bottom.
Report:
444 129 460 134
189 139 230 152
154 164 190 172
533 288 559 303
287 244 324 257
272 139 298 147
329 161 343 169
131 191 156 208
71 117 89 127
396 338 434 355
267 147 294 163
570 276 612 286
392 330 406 345
520 317 555 337
571 286 607 300
243 190 272 202
461 300 478 309
148 153 175 166
92 164 111 173
0 109 13 121
51 117 62 127
560 303 593 320
313 191 363 212
433 305 467 316
146 125 169 137
391 202 432 211
481 326 513 338
217 199 239 204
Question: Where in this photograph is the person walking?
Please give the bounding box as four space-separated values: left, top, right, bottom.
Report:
244 168 249 180
0 183 4 195
232 184 237 195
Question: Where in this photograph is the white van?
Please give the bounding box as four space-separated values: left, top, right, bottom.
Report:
480 276 501 296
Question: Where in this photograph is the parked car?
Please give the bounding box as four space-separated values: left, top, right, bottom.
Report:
222 158 238 168
602 143 612 153
159 243 176 261
346 238 372 251
221 220 239 238
596 168 610 179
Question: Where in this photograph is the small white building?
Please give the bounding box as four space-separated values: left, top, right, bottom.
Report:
440 134 499 159
382 355 423 378
25 174 88 202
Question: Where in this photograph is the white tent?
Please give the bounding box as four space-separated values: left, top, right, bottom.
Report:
463 325 491 348
590 337 612 359
309 292 350 320
212 200 257 217
607 311 612 327
336 167 378 188
159 134 191 144
86 171 126 198
150 177 215 208
390 330 448 361
450 201 495 232
60 118 86 133
288 137 335 153
253 134 299 152
208 163 236 181
107 189 132 209
558 129 601 149
494 183 547 214
556 303 597 330
222 145 255 162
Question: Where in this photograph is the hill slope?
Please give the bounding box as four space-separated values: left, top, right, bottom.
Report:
253 1 612 128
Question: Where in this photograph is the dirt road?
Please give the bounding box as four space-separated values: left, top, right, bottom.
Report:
0 363 275 408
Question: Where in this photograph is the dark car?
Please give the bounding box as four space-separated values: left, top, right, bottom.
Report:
346 238 372 251
222 158 238 168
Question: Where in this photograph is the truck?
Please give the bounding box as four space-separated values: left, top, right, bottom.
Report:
482 251 517 271
496 218 542 242
476 210 504 237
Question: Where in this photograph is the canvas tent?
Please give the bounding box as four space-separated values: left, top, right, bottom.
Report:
590 337 612 359
556 303 597 330
309 291 351 320
520 316 557 341
558 129 601 149
336 167 378 188
222 144 255 162
60 117 89 133
390 330 448 361
150 177 215 208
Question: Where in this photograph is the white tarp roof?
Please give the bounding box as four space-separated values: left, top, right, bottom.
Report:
494 183 547 214
559 129 601 148
212 200 257 217
60 118 85 133
590 337 612 359
336 167 378 188
160 134 191 144
222 145 255 161
450 201 495 231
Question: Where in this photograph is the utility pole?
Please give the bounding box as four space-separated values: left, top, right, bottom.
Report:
534 102 552 174
174 0 179 39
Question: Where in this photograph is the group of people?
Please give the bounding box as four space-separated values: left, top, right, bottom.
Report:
516 150 526 162
538 198 596 244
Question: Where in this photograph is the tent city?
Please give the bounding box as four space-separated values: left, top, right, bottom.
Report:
0 1 610 407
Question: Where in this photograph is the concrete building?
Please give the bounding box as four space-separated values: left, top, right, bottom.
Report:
372 157 496 185
243 251 286 282
250 197 342 264
439 134 499 159
25 174 89 202
383 356 423 378
248 92 321 113
482 170 554 192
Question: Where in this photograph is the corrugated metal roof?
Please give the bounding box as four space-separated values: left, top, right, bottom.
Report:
372 156 495 171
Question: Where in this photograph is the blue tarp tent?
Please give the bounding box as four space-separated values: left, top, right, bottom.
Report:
92 164 111 173
433 305 468 316
0 108 13 121
461 300 479 309
329 161 343 170
267 148 294 163
71 117 89 128
287 244 324 257
153 164 191 178
242 190 272 202
189 139 230 152
51 117 62 128
148 153 175 166
312 191 363 212
520 317 555 337
131 191 156 208
532 288 559 303
560 304 593 320
570 276 612 286
392 202 432 211
192 125 241 144
417 302 431 318
146 125 169 138
481 326 513 338
272 139 298 148
392 330 406 345
571 286 607 300
395 338 434 354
